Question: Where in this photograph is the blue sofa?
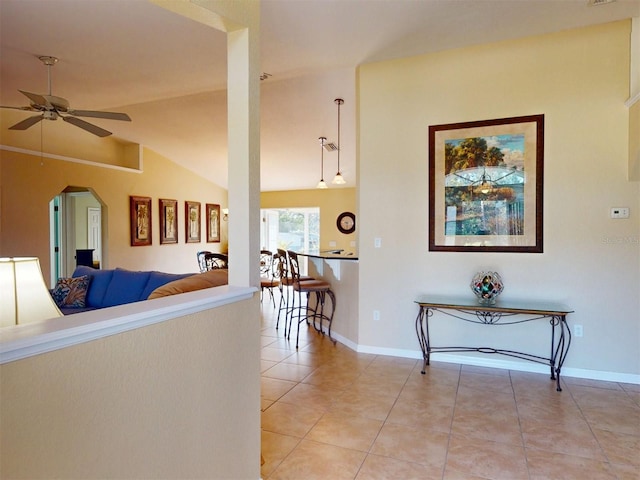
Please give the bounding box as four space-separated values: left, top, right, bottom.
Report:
61 266 195 315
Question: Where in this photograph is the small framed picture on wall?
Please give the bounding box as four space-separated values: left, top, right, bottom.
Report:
159 198 178 244
206 203 221 243
130 196 152 246
185 201 201 243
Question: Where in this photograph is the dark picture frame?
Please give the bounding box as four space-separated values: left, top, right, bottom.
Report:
130 195 152 246
429 114 544 253
159 198 178 244
206 203 221 243
185 201 201 243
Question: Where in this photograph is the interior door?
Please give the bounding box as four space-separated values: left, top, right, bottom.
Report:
87 207 102 267
49 195 64 286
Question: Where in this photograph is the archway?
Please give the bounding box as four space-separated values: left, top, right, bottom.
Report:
49 186 106 284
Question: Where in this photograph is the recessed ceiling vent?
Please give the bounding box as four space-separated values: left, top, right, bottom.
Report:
588 0 616 6
323 142 338 151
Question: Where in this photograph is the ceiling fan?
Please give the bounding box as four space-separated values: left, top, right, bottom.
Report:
1 56 131 137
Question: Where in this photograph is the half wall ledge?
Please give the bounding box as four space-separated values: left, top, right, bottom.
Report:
0 285 257 364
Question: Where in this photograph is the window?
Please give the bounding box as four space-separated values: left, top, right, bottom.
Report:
260 208 319 254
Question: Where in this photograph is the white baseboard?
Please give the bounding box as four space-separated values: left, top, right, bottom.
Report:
330 333 640 385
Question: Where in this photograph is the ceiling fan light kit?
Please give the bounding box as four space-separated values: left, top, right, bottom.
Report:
1 55 131 137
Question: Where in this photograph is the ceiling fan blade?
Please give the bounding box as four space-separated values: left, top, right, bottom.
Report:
68 109 131 121
62 116 112 137
9 115 44 130
0 105 35 112
19 90 48 106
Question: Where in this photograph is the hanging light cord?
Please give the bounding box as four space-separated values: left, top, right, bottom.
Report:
317 137 328 189
333 98 345 184
320 137 325 179
336 99 342 175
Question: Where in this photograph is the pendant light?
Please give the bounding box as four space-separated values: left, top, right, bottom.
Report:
316 137 328 189
332 98 346 185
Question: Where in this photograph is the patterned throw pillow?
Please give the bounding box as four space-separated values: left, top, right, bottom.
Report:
51 275 91 308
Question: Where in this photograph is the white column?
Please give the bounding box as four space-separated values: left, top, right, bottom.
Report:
227 25 261 287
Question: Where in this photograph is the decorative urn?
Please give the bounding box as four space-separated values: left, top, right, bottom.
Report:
470 271 504 305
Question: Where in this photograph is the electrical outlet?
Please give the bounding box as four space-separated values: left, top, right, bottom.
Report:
374 237 382 248
574 324 583 337
373 310 380 321
610 207 629 219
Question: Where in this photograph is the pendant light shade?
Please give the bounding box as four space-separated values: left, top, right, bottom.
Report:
332 98 346 185
332 172 345 185
317 137 328 189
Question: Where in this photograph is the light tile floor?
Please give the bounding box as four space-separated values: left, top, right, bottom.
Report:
260 302 640 480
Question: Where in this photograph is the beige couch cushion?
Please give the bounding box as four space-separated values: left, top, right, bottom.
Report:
147 269 228 299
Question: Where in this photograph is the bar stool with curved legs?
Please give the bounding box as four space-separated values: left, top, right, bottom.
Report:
275 249 291 331
260 250 280 307
275 249 314 334
286 250 336 348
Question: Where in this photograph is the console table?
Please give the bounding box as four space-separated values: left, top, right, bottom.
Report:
414 295 573 391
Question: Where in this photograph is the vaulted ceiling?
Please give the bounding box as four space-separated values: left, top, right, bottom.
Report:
1 0 638 191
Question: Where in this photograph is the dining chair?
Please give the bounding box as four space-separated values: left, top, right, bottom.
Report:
196 250 213 273
202 252 229 271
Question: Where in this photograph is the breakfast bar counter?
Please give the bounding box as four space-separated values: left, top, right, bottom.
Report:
295 251 359 345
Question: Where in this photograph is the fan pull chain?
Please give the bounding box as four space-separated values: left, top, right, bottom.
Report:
40 119 44 166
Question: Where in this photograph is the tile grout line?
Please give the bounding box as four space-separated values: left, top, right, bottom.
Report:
440 363 462 480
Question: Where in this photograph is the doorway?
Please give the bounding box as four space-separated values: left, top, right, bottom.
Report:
49 187 105 284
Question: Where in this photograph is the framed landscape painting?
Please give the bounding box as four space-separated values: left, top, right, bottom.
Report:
130 196 152 246
428 114 544 253
159 199 178 244
206 203 221 243
185 201 201 243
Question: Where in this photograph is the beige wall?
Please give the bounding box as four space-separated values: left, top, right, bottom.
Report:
630 101 639 180
261 187 357 254
358 21 640 377
73 192 101 250
0 296 261 479
0 147 228 282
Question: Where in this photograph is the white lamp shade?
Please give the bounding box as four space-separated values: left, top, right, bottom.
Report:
0 257 62 327
332 173 346 185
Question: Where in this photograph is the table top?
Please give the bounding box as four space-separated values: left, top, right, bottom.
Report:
415 294 573 316
295 250 359 261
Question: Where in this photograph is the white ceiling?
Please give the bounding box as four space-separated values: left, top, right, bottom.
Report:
1 0 638 191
